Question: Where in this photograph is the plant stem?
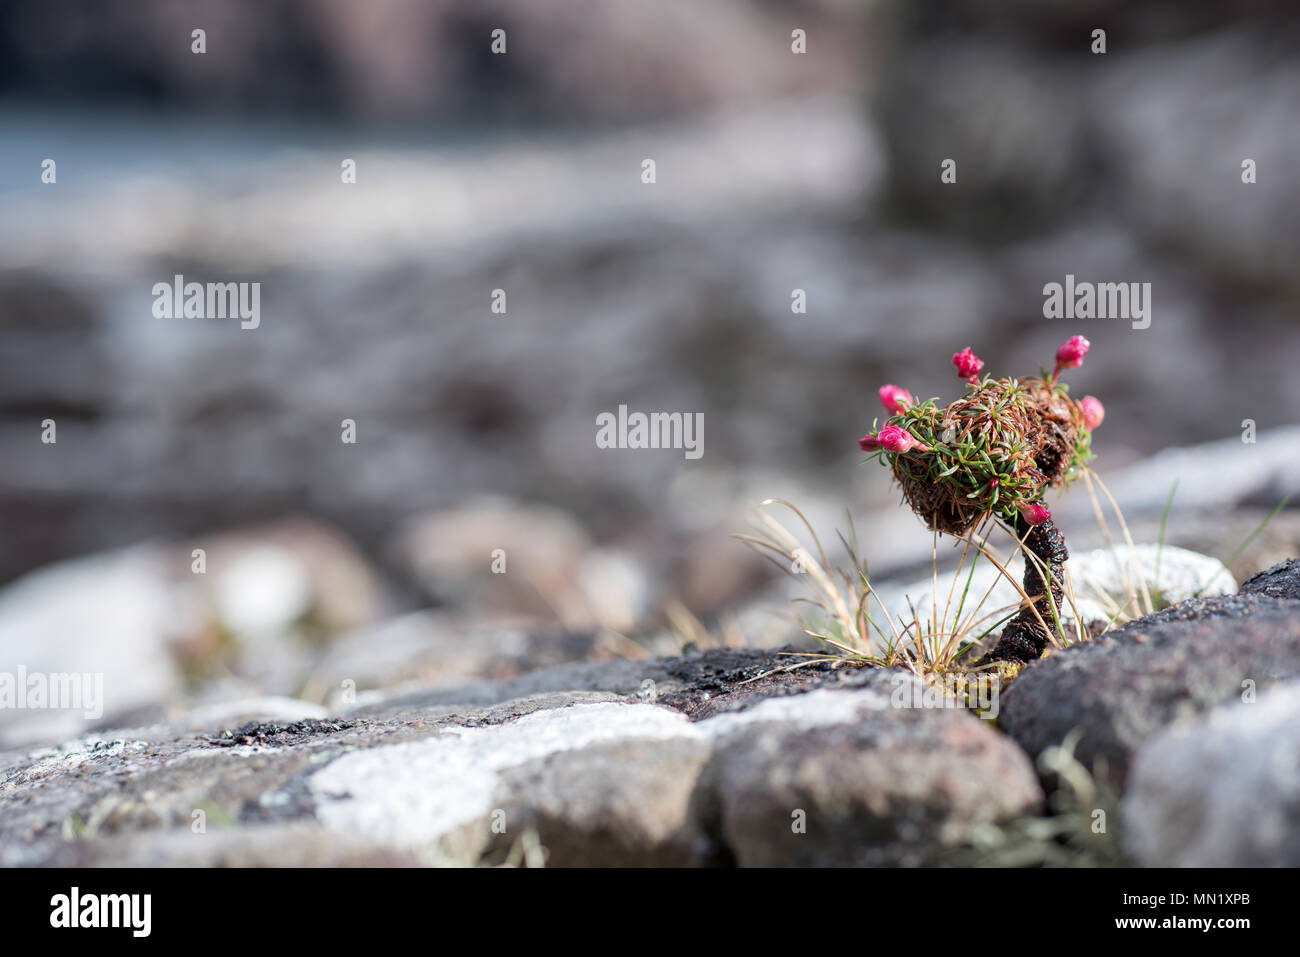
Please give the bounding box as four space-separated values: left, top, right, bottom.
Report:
980 515 1069 664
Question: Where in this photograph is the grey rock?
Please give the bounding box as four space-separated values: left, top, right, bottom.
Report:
338 657 685 718
489 736 717 866
1123 681 1300 866
1 647 1043 867
307 700 700 864
708 683 1042 867
310 611 607 708
998 596 1300 787
1240 558 1300 601
312 676 1042 867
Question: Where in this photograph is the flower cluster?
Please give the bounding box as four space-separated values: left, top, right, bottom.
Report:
858 336 1104 534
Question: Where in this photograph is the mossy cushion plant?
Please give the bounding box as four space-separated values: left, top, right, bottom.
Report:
859 336 1105 663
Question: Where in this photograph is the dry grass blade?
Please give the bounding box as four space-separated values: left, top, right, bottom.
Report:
1083 466 1154 615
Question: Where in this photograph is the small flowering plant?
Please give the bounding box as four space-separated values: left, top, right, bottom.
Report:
858 336 1105 663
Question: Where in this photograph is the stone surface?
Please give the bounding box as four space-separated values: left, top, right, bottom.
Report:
998 595 1300 787
1123 681 1300 867
0 649 1040 867
1240 558 1300 601
710 688 1042 867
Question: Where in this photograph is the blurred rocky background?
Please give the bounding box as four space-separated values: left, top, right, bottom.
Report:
1 0 1299 749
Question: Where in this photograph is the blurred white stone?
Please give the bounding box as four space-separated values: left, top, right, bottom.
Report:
578 548 651 634
867 544 1234 652
1123 682 1300 866
0 547 182 747
215 545 312 640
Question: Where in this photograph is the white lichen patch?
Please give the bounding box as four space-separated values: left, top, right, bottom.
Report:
309 702 690 848
1 738 149 788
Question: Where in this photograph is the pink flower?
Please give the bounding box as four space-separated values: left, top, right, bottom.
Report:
858 433 882 452
1019 501 1052 526
878 384 913 414
952 347 984 383
1055 335 1091 373
878 425 929 453
1079 395 1105 432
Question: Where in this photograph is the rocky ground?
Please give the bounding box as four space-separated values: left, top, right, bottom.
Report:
3 5 1299 588
3 1 1299 868
3 558 1296 867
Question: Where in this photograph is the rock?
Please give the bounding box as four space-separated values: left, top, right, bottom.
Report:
488 736 718 866
338 656 682 718
335 644 815 718
0 519 390 748
0 547 183 747
1056 507 1300 591
998 596 1300 787
308 700 707 865
396 498 609 629
870 543 1234 652
1062 427 1300 524
576 547 654 634
0 647 1041 867
1122 681 1300 866
169 697 328 730
1065 544 1234 612
307 611 608 708
314 676 1041 867
1240 558 1300 600
706 685 1043 867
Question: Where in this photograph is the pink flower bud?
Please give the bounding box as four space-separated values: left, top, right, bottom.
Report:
878 425 929 453
858 433 882 452
1079 395 1105 432
952 347 984 382
878 384 913 414
1019 501 1051 526
1055 335 1091 373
